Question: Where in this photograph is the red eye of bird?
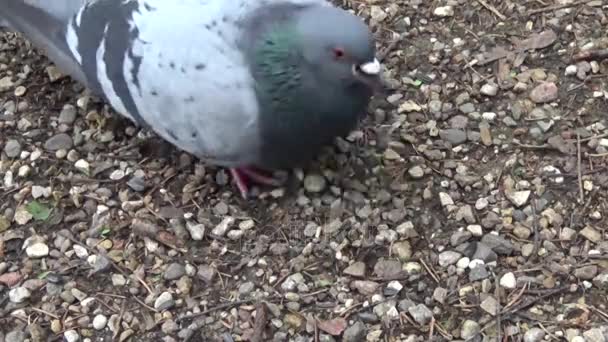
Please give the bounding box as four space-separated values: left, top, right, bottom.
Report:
333 48 345 59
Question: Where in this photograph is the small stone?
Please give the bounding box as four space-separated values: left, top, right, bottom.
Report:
211 216 235 237
0 76 14 91
154 292 175 311
73 245 89 259
373 300 398 319
391 241 412 261
451 230 472 246
467 225 483 237
373 259 402 278
164 263 186 281
6 330 27 342
64 330 80 342
505 190 531 207
58 104 77 124
408 165 424 179
456 257 470 269
46 65 66 82
344 262 366 277
580 226 602 243
438 192 454 206
31 185 51 199
44 133 73 151
574 265 598 280
26 242 49 258
433 5 454 17
14 206 33 225
438 251 461 267
185 222 205 241
343 321 366 342
583 328 605 342
303 174 326 193
408 304 433 325
284 313 305 329
500 272 516 289
227 229 244 240
9 286 31 303
74 159 90 174
3 139 21 158
529 82 558 103
440 129 467 145
112 274 127 286
93 315 108 330
351 280 380 295
399 100 422 112
469 264 490 281
524 327 545 342
433 287 448 304
565 65 577 76
480 83 498 96
480 296 499 316
281 273 304 291
461 320 480 339
50 320 62 334
238 282 255 296
480 234 514 255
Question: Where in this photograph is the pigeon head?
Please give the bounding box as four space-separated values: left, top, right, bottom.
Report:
295 5 382 92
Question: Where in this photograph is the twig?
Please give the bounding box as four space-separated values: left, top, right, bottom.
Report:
250 302 268 342
494 273 502 342
528 0 597 15
31 307 60 319
502 286 570 316
378 33 404 61
577 132 584 203
530 199 540 259
512 141 551 149
112 300 127 341
419 258 440 283
476 0 506 20
573 48 608 61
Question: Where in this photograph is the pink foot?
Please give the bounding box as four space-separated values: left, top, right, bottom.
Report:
229 167 284 199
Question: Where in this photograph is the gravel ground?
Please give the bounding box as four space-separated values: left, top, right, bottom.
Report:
2 0 608 341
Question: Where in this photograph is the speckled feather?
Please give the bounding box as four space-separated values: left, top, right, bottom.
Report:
0 0 376 171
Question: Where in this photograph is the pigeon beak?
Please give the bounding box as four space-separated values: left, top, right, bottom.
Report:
353 58 389 94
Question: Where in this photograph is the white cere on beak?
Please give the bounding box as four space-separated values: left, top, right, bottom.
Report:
359 58 381 75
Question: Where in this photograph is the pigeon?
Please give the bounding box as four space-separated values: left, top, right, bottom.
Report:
0 0 384 198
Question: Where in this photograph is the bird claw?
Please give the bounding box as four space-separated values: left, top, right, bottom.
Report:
229 167 285 199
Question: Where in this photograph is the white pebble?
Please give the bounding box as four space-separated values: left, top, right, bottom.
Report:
64 330 80 342
93 314 108 330
565 65 577 76
9 287 31 303
500 272 517 289
26 242 49 258
456 257 470 269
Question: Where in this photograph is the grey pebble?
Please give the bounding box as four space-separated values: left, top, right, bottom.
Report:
3 139 21 158
44 133 73 151
164 263 186 280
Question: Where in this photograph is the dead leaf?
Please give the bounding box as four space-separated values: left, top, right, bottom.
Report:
514 29 557 51
317 318 347 336
0 271 23 287
157 231 184 249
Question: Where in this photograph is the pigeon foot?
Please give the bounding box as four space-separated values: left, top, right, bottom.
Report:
229 167 284 199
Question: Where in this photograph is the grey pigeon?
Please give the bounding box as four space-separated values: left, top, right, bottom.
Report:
0 0 383 198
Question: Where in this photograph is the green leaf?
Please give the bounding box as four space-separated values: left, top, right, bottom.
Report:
37 271 51 279
26 201 52 221
413 79 423 87
100 226 112 237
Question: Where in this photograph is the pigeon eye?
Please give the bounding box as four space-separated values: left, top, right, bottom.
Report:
333 48 345 59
